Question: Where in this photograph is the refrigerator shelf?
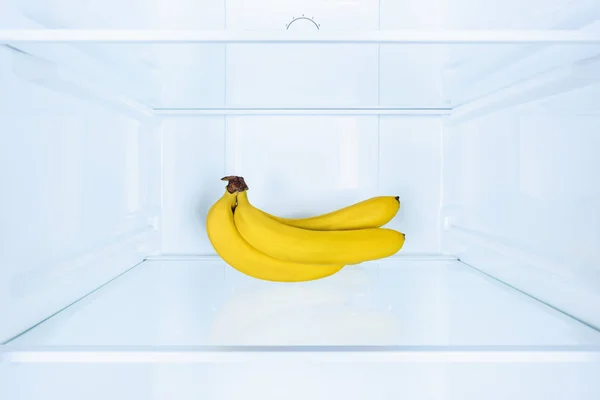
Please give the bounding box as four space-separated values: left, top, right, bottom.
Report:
3 258 599 362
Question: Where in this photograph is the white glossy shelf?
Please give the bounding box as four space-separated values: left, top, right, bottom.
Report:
154 108 453 116
2 30 600 44
5 347 600 364
4 259 600 351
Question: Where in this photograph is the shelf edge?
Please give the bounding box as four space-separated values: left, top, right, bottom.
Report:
2 30 600 44
154 108 452 116
4 345 600 363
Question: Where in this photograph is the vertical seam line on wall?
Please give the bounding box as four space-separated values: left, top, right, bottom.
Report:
223 117 227 173
222 0 228 262
377 0 381 106
437 0 447 252
438 119 444 251
223 0 228 174
224 0 227 105
160 122 165 249
377 116 380 192
377 49 381 105
377 0 381 193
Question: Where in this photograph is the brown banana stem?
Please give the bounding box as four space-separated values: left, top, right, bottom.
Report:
221 176 249 193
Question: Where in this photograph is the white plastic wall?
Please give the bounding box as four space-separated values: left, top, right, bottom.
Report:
6 0 599 30
1 0 599 336
2 361 599 400
0 45 162 343
441 87 600 329
161 116 442 255
1 1 600 399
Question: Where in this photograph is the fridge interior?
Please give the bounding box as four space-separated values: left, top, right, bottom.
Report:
2 0 600 397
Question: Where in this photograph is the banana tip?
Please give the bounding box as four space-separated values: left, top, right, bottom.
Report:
394 196 400 202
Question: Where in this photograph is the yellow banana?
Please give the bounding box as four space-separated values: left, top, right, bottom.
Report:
266 196 400 230
234 190 405 265
206 189 344 282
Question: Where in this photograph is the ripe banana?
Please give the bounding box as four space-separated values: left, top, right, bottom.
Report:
206 189 344 282
234 190 405 265
267 196 400 230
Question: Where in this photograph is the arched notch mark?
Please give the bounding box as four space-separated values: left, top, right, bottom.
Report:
286 15 320 30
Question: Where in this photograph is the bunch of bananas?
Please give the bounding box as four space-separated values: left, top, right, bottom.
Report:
206 176 405 282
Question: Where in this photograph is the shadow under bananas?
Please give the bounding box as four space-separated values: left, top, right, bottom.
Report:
207 266 401 346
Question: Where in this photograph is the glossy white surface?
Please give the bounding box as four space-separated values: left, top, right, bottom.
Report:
155 108 453 116
5 0 599 30
8 259 600 347
226 44 379 108
378 117 442 252
380 0 600 30
161 115 442 254
4 30 600 44
442 99 600 329
4 0 600 111
0 45 161 343
224 0 379 110
225 116 379 220
161 118 226 254
3 39 597 111
2 361 599 400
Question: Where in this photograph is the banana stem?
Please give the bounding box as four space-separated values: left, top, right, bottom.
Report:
221 176 249 193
